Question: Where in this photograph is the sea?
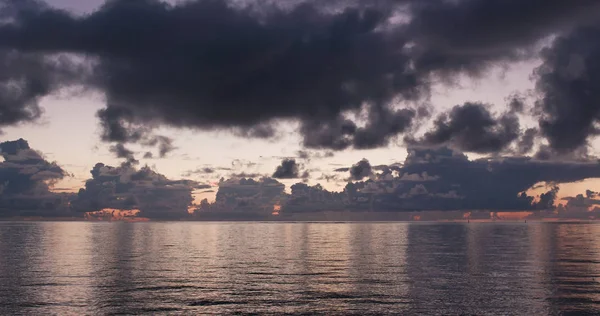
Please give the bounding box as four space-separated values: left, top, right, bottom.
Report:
0 221 599 315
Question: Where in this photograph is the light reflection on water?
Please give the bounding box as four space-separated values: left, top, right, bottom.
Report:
0 222 599 315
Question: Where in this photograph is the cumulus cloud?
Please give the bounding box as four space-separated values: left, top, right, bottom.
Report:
325 147 600 212
272 158 301 179
198 177 285 214
71 162 198 219
0 138 72 216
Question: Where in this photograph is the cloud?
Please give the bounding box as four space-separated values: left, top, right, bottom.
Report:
182 167 217 177
143 135 176 158
231 159 258 169
272 158 301 179
0 138 72 216
407 0 600 76
535 24 600 153
317 173 341 183
409 102 520 154
4 0 597 153
0 0 600 157
109 143 138 166
228 172 264 179
349 159 372 180
533 185 559 210
285 182 345 212
557 189 600 216
516 128 538 155
71 163 197 219
327 147 600 212
198 176 285 214
296 150 334 161
0 0 426 149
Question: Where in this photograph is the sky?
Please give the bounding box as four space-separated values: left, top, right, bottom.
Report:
2 0 600 219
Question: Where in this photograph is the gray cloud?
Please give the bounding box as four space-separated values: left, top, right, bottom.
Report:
407 0 600 76
2 0 597 152
197 177 285 214
0 0 599 160
272 158 301 179
325 147 600 212
408 102 520 154
228 172 264 179
349 158 372 180
109 143 138 166
516 128 538 155
0 138 72 217
296 150 334 161
535 24 600 153
71 163 197 219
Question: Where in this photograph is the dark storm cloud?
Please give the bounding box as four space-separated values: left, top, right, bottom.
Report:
0 138 72 216
407 0 600 75
1 0 600 153
71 163 197 219
0 0 426 150
0 49 84 134
535 24 600 152
272 158 301 179
300 106 418 150
409 102 520 154
349 158 372 180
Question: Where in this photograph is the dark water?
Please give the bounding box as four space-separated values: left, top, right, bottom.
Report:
1 222 599 315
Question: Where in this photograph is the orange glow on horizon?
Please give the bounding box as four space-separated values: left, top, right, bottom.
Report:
84 209 149 222
495 212 533 220
272 203 281 216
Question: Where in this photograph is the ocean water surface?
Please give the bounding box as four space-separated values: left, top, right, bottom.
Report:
0 222 599 315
